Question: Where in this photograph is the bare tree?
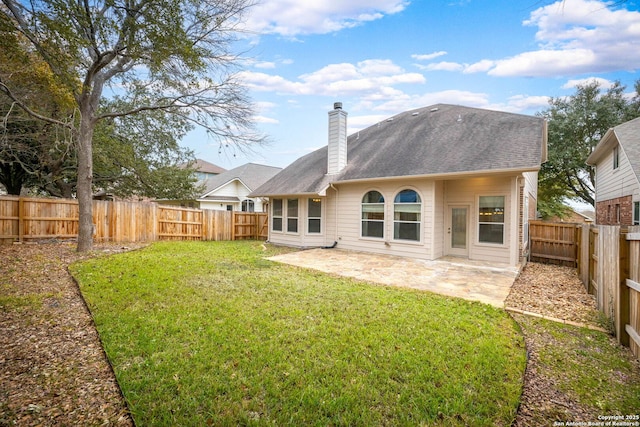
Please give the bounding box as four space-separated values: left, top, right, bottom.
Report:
1 0 264 251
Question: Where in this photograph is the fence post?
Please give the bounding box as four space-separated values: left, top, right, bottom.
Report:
18 197 24 243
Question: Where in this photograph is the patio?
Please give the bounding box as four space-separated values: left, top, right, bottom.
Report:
267 248 521 307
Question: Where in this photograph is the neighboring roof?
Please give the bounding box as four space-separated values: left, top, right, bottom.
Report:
192 159 227 175
252 104 547 196
199 163 283 197
586 116 640 184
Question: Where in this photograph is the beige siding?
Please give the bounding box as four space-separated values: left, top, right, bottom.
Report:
269 174 522 265
444 176 514 264
596 142 640 202
331 179 437 260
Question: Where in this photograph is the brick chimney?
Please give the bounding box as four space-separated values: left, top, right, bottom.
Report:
327 102 348 175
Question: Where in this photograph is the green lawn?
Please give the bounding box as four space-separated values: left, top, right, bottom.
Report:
71 241 526 426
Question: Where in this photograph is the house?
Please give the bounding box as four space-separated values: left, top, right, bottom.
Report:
251 103 548 267
586 117 640 225
196 163 282 212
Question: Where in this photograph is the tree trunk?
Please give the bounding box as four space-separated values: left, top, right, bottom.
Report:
76 106 94 252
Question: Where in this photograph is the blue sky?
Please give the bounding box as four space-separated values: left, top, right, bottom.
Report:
184 0 640 171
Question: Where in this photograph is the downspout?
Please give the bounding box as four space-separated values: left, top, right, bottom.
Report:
322 182 339 249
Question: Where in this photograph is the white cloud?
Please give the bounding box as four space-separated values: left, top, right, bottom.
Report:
418 61 465 72
244 1 409 36
238 60 425 98
562 77 615 89
463 60 495 74
411 51 448 61
476 0 640 77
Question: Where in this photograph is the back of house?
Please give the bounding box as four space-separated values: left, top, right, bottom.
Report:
252 103 548 267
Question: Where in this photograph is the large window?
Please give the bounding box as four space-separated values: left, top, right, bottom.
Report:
272 199 283 231
287 198 298 233
394 189 421 241
362 191 385 238
308 198 322 233
479 196 505 244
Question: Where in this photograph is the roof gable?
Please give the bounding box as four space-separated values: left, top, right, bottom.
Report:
252 104 547 196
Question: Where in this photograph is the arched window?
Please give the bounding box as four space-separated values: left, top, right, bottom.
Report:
361 191 384 238
394 189 421 241
242 199 255 212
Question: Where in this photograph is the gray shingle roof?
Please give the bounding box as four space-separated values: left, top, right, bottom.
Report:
200 163 282 197
252 104 547 196
191 159 227 174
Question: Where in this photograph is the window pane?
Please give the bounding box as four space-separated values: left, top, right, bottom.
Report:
308 218 321 233
287 199 298 217
634 202 640 225
362 191 384 203
479 224 503 244
479 196 504 223
287 218 298 233
394 222 420 241
363 211 384 220
362 221 384 238
362 204 384 213
272 217 282 231
273 199 282 216
308 199 321 217
394 189 421 203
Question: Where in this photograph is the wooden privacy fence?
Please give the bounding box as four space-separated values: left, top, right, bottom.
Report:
0 196 267 244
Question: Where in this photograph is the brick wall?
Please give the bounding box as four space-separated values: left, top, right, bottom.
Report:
595 195 633 225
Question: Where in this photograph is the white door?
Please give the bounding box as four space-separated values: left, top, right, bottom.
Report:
447 205 469 257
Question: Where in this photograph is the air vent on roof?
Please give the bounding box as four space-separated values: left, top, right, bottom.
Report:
386 118 394 122
430 108 439 112
412 112 419 116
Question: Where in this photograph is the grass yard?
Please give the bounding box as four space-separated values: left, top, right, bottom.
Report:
70 241 527 426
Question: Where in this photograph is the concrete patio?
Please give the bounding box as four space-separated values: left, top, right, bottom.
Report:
267 248 521 307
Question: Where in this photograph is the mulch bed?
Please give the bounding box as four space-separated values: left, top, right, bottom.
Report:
0 242 137 426
0 243 635 425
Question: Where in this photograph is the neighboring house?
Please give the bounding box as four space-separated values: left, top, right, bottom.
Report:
251 103 548 267
197 163 282 212
586 117 640 226
191 159 226 181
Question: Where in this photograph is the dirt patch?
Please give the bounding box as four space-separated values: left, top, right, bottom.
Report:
0 242 142 427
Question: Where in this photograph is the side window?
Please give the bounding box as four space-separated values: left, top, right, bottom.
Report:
362 191 384 238
393 189 421 241
634 201 640 225
308 198 321 233
613 146 619 169
272 199 282 231
479 196 505 244
287 198 298 233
